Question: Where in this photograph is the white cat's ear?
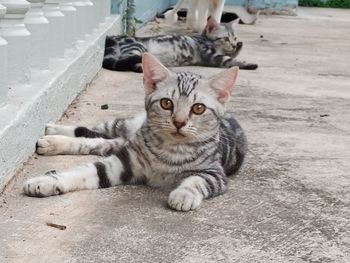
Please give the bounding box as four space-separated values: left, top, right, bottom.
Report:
209 67 239 104
229 18 240 29
142 53 170 94
206 16 220 32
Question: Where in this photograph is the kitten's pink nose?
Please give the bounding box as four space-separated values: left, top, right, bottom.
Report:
173 121 186 129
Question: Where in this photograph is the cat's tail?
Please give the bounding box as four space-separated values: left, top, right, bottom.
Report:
105 35 117 48
102 54 143 73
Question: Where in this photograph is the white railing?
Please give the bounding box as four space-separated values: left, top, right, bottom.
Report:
0 0 112 106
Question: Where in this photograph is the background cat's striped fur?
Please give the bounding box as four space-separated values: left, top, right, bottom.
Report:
103 17 257 73
23 53 247 211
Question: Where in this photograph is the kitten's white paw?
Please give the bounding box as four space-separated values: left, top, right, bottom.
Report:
164 10 178 25
23 176 63 197
36 135 71 155
168 188 203 211
45 124 75 137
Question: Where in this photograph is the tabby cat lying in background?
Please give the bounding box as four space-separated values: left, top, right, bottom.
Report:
23 53 247 212
103 17 257 73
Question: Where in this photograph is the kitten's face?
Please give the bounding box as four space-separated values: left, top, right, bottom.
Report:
142 53 239 144
145 73 224 143
203 18 242 58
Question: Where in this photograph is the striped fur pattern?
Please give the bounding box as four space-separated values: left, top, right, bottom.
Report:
23 53 247 211
103 17 257 73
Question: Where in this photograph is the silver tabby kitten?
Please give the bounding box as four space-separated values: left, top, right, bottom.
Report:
103 17 257 73
23 53 247 211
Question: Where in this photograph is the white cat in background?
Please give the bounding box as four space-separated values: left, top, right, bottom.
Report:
164 0 226 32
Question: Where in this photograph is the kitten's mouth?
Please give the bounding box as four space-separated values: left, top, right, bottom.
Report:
171 131 186 138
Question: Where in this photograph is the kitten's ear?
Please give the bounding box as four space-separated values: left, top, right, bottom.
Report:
142 53 170 94
229 18 240 29
209 67 239 104
206 16 220 33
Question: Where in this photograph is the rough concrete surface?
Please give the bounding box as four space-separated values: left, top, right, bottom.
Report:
1 7 350 263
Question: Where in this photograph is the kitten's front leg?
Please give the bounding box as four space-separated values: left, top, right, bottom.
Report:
164 9 178 25
210 0 225 23
164 0 185 25
186 0 199 31
45 123 111 138
46 113 146 139
222 56 258 70
23 152 136 197
203 54 258 70
45 123 76 137
168 169 227 211
194 0 209 32
36 135 125 156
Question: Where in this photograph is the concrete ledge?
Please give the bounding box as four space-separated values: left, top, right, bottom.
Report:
0 15 122 192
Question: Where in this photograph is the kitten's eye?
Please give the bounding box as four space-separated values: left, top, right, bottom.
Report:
160 98 173 111
192 103 206 115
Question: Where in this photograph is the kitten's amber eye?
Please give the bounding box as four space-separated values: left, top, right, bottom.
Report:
192 103 206 115
160 98 173 111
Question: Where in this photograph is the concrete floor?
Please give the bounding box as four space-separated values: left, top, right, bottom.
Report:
1 7 350 263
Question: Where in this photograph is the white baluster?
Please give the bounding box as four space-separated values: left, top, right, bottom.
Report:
25 0 49 70
60 0 77 48
0 3 8 106
43 0 65 58
81 0 94 34
90 0 102 25
0 0 31 86
104 0 110 19
70 1 87 40
99 0 107 23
